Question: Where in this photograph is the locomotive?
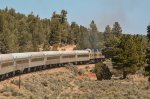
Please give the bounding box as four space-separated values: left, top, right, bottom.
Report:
0 50 104 80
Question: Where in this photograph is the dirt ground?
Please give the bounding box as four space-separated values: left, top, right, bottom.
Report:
57 45 76 51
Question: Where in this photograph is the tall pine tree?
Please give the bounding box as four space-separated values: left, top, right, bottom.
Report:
146 24 150 75
112 35 145 79
112 22 122 37
89 20 99 49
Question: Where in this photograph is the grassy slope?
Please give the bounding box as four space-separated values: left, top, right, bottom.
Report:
0 65 149 99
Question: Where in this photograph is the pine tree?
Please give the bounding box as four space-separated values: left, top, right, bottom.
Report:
67 28 74 44
60 10 69 44
103 25 120 58
70 22 80 45
0 14 8 53
89 20 99 49
50 10 69 46
50 17 62 45
29 16 39 51
112 35 145 79
104 25 112 46
0 14 4 33
147 24 150 39
146 24 150 75
6 30 19 53
78 25 89 49
146 44 150 74
104 25 111 40
61 10 67 24
112 22 122 37
103 23 123 60
41 19 51 50
90 20 98 32
133 35 145 68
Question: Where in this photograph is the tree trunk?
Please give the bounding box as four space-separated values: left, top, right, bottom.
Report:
148 76 150 82
123 67 127 79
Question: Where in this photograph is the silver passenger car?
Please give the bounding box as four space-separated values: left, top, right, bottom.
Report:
43 51 61 65
26 52 45 68
0 50 103 79
61 51 76 63
75 50 90 62
0 54 15 75
12 53 30 71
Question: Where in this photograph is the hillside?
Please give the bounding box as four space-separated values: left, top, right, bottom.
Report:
0 8 104 54
0 64 149 99
57 45 76 51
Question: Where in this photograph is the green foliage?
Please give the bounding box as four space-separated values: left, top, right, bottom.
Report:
77 26 90 49
0 8 52 53
94 62 112 80
146 45 150 67
103 23 146 79
0 8 106 53
72 20 104 50
0 14 4 33
61 10 67 24
89 20 100 49
50 18 62 45
104 25 111 42
146 24 150 75
103 24 120 58
70 22 80 44
75 20 105 50
90 20 98 32
112 34 146 78
0 7 104 53
112 22 122 37
103 22 147 78
147 24 150 39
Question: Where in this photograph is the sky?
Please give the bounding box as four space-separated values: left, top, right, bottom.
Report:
0 0 150 35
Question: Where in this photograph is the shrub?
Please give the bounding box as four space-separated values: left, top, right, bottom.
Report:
94 62 112 80
65 63 78 75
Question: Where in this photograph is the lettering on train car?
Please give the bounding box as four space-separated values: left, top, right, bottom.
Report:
1 61 14 68
31 57 44 62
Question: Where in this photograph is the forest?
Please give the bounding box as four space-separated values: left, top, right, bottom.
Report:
0 8 104 53
0 8 150 78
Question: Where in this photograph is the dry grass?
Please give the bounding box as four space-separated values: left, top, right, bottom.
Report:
0 64 149 99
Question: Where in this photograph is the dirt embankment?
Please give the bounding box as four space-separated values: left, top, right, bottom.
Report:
57 45 76 51
0 64 149 99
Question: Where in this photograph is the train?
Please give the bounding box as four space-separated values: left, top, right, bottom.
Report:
0 50 105 80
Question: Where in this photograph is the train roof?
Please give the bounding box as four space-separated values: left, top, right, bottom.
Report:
25 52 45 57
75 50 89 54
12 53 30 59
61 51 76 55
43 51 61 56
